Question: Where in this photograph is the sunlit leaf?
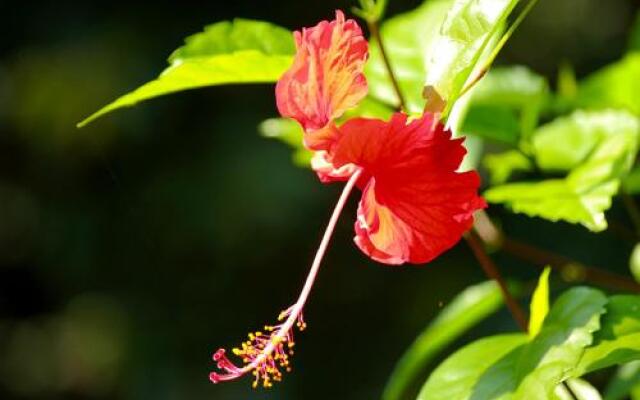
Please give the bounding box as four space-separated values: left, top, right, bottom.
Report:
486 110 640 231
78 19 295 127
382 281 504 400
532 110 640 172
576 53 640 116
424 0 520 113
418 287 607 400
555 379 603 400
365 0 453 113
528 267 550 338
483 150 533 185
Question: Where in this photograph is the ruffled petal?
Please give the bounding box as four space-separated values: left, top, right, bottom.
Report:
275 10 368 150
331 113 487 265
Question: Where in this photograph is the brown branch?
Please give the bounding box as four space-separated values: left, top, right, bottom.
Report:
473 210 640 293
465 230 529 331
368 21 406 111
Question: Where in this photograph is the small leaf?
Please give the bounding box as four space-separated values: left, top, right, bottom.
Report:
424 0 520 113
528 267 550 338
483 150 533 185
382 281 504 400
78 19 295 127
630 244 640 283
258 118 312 167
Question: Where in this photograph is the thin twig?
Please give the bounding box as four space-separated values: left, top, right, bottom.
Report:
473 210 640 293
465 230 529 331
368 21 406 111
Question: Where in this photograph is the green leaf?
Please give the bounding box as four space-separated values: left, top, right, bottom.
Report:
78 19 295 127
464 66 548 144
424 0 519 113
485 110 640 231
528 267 550 338
258 118 312 167
532 110 640 172
365 0 453 113
555 379 602 400
483 150 533 185
623 166 640 195
631 244 640 283
574 295 640 376
382 281 504 400
604 361 640 400
484 177 618 232
417 333 529 400
418 287 607 400
576 53 640 116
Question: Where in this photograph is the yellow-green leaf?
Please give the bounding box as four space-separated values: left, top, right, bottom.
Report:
528 267 550 337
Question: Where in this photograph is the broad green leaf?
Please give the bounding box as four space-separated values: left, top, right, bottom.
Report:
574 295 640 376
631 244 640 283
576 53 640 115
382 281 504 400
486 110 640 231
365 0 453 113
424 0 519 113
78 19 295 127
623 166 640 195
528 267 550 338
258 118 312 167
532 110 640 172
512 288 607 399
604 361 640 400
555 379 602 400
484 177 618 232
417 333 528 400
418 287 607 400
483 150 533 185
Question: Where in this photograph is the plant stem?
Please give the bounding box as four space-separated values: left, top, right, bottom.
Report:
622 190 640 239
473 210 640 293
465 229 529 331
368 21 407 111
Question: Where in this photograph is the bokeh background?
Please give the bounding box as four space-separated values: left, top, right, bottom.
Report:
1 0 639 399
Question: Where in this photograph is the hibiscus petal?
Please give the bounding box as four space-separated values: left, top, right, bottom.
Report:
331 113 487 265
275 10 368 150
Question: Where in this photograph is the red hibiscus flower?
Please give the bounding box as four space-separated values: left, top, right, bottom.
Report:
327 112 487 264
211 10 486 389
275 10 368 150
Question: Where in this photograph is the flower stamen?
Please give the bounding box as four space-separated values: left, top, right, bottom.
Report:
210 169 363 387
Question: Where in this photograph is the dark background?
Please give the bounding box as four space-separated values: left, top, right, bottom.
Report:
0 0 638 399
